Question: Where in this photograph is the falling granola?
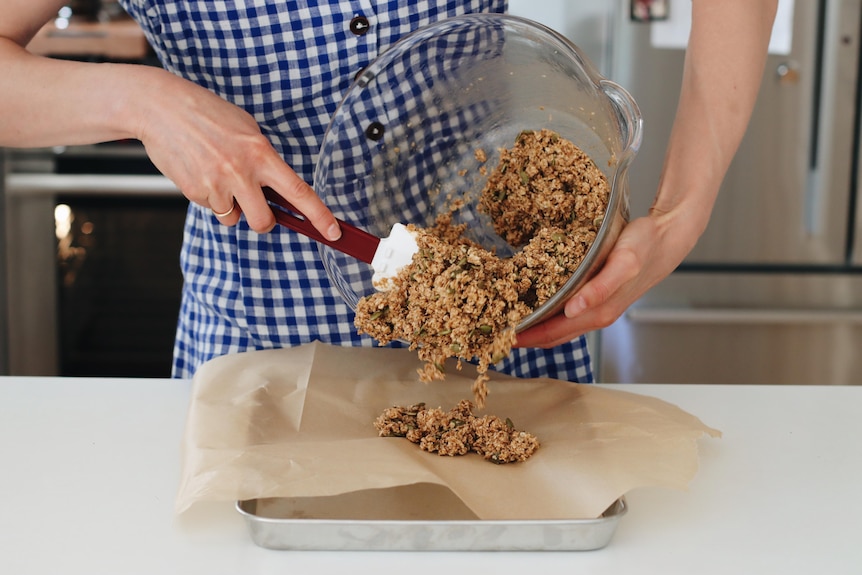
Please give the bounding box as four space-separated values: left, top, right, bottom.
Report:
374 400 540 464
355 129 609 405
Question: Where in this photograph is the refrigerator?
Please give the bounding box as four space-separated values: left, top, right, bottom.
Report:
595 0 862 384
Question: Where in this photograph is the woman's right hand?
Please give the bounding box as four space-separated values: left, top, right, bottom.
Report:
128 67 340 238
0 0 340 240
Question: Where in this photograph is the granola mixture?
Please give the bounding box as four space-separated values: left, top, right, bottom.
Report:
479 129 609 247
355 129 609 405
373 400 540 464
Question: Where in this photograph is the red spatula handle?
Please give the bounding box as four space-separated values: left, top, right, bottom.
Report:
262 187 380 264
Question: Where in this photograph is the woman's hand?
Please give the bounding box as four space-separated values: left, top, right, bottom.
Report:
0 0 340 241
132 68 341 238
514 206 700 349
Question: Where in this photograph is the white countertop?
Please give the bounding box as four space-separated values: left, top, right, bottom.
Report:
1 376 860 574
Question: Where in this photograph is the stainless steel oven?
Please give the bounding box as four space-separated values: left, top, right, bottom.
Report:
2 142 187 377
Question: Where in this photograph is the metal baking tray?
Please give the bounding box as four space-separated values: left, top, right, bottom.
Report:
236 483 627 551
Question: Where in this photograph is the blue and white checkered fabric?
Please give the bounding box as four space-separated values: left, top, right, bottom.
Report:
119 0 594 384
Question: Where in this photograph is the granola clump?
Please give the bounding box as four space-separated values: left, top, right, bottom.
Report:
478 129 609 247
355 129 609 405
373 400 540 464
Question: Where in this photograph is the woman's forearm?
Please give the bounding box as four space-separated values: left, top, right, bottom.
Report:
516 0 778 347
651 0 778 246
0 24 341 237
0 38 152 147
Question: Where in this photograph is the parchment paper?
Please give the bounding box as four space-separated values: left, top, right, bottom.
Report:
175 341 720 520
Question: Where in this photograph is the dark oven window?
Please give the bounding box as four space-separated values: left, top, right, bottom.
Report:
56 194 187 377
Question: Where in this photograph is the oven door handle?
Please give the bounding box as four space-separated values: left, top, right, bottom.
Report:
5 174 180 197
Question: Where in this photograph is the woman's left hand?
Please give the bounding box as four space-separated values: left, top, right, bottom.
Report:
516 0 778 350
513 209 696 349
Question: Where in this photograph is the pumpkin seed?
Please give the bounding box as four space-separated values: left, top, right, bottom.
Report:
369 306 389 321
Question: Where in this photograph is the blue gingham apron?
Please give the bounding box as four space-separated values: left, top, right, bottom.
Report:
119 0 593 383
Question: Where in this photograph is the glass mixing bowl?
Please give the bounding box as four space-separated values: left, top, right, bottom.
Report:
313 13 642 331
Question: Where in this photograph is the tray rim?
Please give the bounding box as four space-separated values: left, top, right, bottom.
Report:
235 496 628 551
235 495 628 525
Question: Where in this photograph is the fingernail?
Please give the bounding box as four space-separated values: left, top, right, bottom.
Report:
565 295 587 318
327 223 342 241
